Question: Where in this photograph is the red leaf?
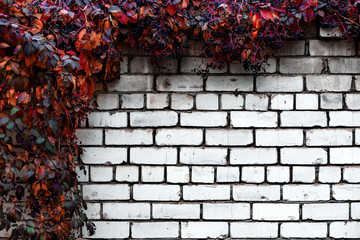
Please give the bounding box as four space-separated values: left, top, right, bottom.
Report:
167 5 177 14
0 43 10 48
119 14 129 25
260 9 275 21
17 92 27 103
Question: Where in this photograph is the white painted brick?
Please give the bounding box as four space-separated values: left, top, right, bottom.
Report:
130 147 177 165
156 129 203 146
130 111 178 127
283 185 330 201
203 203 250 220
81 147 127 165
330 222 360 238
306 129 352 146
105 129 153 145
180 147 227 165
181 57 227 73
90 166 113 182
280 111 327 127
281 157 313 178
281 223 327 238
205 129 253 146
84 203 101 219
171 94 194 110
266 166 290 183
296 94 319 110
330 148 360 164
309 40 355 56
346 94 360 110
253 204 299 220
96 94 119 110
257 76 303 92
76 129 103 145
271 94 293 110
256 129 303 146
343 167 360 183
356 129 360 145
303 203 349 220
84 222 129 239
183 185 230 200
130 57 177 73
333 185 360 200
76 166 89 182
196 93 218 110
319 166 341 183
231 111 277 128
181 222 228 239
233 185 280 201
292 167 315 183
141 166 164 182
157 75 203 92
245 94 269 110
180 112 227 127
186 40 203 55
231 148 277 165
319 27 342 37
330 111 360 127
280 58 323 74
133 184 180 201
351 203 360 219
83 184 130 200
121 93 144 109
120 56 128 73
115 166 139 182
329 58 360 73
103 203 150 219
153 204 200 219
167 166 190 183
107 75 153 92
146 93 169 109
242 166 265 183
220 94 244 110
356 75 360 91
231 222 278 238
88 112 127 127
206 76 253 92
216 167 240 182
191 167 214 183
132 222 179 238
321 93 343 109
306 75 352 91
230 58 276 73
270 40 305 56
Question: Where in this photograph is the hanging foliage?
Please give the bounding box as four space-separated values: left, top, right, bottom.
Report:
0 0 360 239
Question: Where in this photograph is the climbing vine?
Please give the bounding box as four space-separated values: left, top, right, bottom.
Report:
0 0 359 239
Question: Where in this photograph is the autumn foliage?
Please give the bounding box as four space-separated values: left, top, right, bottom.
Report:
0 0 360 239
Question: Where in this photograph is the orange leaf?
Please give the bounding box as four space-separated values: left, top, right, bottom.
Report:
78 29 87 40
252 13 262 29
89 32 101 48
0 43 10 48
182 0 189 9
260 9 275 21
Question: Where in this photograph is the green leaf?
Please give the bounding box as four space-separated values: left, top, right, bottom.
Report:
26 226 35 234
0 117 9 125
10 107 19 115
0 133 5 138
49 120 58 132
6 121 14 130
15 118 26 131
30 129 40 137
45 141 56 152
35 137 45 144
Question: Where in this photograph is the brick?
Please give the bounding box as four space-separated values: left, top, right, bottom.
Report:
231 148 277 165
205 129 253 146
303 203 349 220
76 166 89 182
245 94 269 110
103 203 150 219
355 76 360 91
90 166 113 182
283 185 330 201
319 166 341 183
133 184 180 201
171 94 194 110
88 112 127 127
146 93 169 109
309 40 355 56
206 76 253 92
81 147 127 165
306 75 352 92
196 93 218 110
329 58 360 73
76 129 103 145
319 27 342 37
84 222 129 239
346 94 360 110
296 94 319 110
107 75 153 92
181 57 227 73
180 147 227 165
356 129 360 145
120 56 128 73
330 111 360 127
257 75 303 92
271 94 293 110
130 147 177 165
231 222 278 238
256 129 303 146
281 223 327 238
156 129 203 146
270 40 305 56
181 112 227 127
203 203 250 220
191 167 214 183
344 167 360 183
130 111 178 127
330 222 360 238
130 57 177 73
186 40 203 55
292 167 315 183
253 204 299 221
230 58 276 73
231 111 277 128
183 185 230 200
152 204 200 219
330 148 360 164
351 203 360 219
157 75 203 92
96 94 119 110
280 111 327 127
320 93 343 109
83 184 130 200
333 185 360 200
84 203 101 219
280 58 323 74
115 166 139 182
216 167 240 182
181 222 228 239
233 185 280 201
166 166 190 183
121 94 144 109
242 166 265 183
220 94 244 110
132 222 179 238
141 166 164 182
306 129 352 146
266 166 290 183
105 129 153 145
